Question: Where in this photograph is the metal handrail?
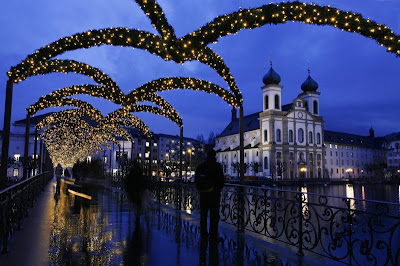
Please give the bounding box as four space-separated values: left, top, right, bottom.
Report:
153 181 400 265
0 172 52 253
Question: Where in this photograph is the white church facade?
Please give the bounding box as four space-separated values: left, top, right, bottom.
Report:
215 63 386 179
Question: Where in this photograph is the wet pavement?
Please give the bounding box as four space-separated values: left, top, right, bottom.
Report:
0 179 333 265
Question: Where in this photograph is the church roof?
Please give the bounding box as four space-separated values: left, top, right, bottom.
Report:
217 112 260 138
262 66 281 86
323 130 385 149
282 103 293 112
301 74 318 92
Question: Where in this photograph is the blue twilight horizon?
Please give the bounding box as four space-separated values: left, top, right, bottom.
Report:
0 0 399 140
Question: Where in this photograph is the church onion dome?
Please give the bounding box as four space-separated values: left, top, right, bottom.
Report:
301 70 318 92
262 63 281 85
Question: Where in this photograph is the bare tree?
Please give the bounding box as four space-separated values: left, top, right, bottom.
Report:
208 131 216 145
270 161 287 179
196 134 205 143
250 161 260 175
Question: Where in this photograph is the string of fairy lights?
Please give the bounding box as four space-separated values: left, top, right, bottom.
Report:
8 0 399 166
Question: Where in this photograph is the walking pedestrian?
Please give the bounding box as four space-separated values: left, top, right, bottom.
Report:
55 163 63 194
195 149 225 242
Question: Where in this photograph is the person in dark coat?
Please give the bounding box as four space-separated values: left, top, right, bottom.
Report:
195 149 225 241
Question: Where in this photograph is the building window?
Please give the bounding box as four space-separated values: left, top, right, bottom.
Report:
264 130 268 142
13 168 19 177
316 133 321 144
289 130 293 142
313 100 318 115
309 132 313 143
264 157 268 169
274 95 280 109
265 95 269 109
298 128 304 143
276 129 281 142
14 154 21 162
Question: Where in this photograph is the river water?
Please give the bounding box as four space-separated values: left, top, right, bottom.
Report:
271 183 400 204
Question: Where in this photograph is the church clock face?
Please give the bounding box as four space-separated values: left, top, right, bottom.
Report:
297 112 303 118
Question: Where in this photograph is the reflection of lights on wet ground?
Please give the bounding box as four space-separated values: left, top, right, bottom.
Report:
398 185 400 204
68 189 92 200
186 195 193 214
361 185 366 210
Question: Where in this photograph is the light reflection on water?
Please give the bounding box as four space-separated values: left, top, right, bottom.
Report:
49 183 137 265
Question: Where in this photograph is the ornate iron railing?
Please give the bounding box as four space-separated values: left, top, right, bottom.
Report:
0 172 52 253
152 181 400 265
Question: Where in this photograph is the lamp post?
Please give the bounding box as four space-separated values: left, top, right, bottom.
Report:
299 167 307 185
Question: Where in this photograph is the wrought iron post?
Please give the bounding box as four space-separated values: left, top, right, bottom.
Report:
345 198 353 265
39 138 43 173
297 191 304 256
239 106 244 184
0 79 14 188
237 105 245 233
23 111 31 180
33 127 38 176
148 138 152 177
179 125 183 180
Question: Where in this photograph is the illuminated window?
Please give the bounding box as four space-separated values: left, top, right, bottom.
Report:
14 154 20 162
146 142 149 147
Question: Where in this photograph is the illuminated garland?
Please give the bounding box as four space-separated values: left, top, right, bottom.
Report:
36 108 103 130
9 1 400 108
134 0 176 41
110 105 182 126
182 2 400 56
28 97 101 116
127 77 238 106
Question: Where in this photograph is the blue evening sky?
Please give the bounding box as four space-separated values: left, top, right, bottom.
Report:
0 0 399 139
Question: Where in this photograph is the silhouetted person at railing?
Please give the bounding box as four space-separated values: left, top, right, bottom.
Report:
125 162 148 226
195 149 225 242
55 163 63 194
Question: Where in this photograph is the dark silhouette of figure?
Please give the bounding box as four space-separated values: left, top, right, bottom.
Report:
55 163 63 194
195 149 225 242
125 162 147 226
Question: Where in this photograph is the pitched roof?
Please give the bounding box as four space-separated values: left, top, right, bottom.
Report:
282 103 293 112
323 130 385 149
217 112 260 138
14 112 54 126
156 133 201 143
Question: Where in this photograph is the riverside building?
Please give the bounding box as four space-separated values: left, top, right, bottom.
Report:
214 63 387 179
